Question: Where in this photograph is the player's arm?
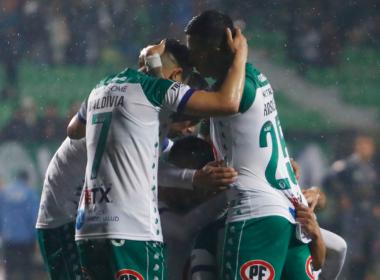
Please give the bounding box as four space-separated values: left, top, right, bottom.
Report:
67 114 86 139
158 160 237 191
145 29 247 117
296 204 326 271
302 186 327 213
182 28 247 117
67 98 87 139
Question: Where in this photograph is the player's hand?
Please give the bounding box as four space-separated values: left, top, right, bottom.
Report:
302 187 320 211
193 160 237 191
295 204 322 241
226 27 247 59
290 158 300 180
139 40 166 68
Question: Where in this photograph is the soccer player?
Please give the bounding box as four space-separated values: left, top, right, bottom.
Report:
36 138 86 280
184 11 325 279
158 136 346 280
159 136 345 280
35 47 238 279
67 32 247 280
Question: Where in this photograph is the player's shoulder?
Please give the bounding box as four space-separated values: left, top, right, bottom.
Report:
93 68 141 89
239 63 268 113
245 63 269 88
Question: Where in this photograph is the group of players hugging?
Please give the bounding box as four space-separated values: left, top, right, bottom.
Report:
35 10 347 280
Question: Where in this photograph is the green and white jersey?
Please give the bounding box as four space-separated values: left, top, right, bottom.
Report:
210 63 307 227
75 68 194 242
36 137 86 229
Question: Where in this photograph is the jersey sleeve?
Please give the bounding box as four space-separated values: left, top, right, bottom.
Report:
77 97 88 124
139 75 195 113
238 73 256 114
164 82 195 113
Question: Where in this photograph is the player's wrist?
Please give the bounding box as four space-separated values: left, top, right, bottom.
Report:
309 226 322 241
231 53 247 67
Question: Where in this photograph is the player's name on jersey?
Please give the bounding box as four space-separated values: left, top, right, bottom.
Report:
88 95 125 112
263 89 277 117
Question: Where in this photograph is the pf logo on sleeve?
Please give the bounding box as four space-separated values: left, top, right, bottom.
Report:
240 260 275 280
116 269 144 280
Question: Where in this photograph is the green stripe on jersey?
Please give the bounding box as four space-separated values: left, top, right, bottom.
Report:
93 68 175 107
238 63 270 114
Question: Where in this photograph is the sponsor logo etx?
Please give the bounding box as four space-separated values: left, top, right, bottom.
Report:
84 187 111 205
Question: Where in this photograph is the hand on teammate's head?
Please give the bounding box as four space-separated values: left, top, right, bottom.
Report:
226 27 247 59
139 40 166 68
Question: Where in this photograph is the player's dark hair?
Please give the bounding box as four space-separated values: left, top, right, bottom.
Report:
185 10 235 53
187 72 209 90
163 38 193 82
168 136 215 170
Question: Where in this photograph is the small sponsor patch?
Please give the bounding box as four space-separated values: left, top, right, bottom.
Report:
240 260 275 280
306 256 315 279
115 269 144 280
289 207 296 219
76 210 85 230
258 74 267 82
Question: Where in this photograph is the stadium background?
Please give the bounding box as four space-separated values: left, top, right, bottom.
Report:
0 0 379 279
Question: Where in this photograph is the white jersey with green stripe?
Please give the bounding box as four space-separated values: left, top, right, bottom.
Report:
36 137 86 229
75 68 194 242
210 63 307 227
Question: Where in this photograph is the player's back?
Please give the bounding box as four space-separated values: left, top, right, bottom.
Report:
76 68 193 242
36 137 86 229
210 63 306 224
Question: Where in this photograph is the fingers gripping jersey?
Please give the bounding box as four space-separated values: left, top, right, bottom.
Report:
76 68 193 242
36 138 86 229
210 63 307 230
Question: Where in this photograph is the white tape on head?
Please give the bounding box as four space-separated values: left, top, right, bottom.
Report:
145 53 162 71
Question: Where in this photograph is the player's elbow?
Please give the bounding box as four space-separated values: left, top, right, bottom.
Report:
67 124 84 140
331 235 347 259
67 125 77 139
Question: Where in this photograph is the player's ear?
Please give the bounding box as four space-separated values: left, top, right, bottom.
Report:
169 68 183 82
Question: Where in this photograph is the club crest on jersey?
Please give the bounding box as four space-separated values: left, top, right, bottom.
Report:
115 269 144 280
306 256 315 279
240 260 275 280
82 268 94 280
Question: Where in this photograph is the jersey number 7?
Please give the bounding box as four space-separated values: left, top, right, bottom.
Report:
91 112 113 179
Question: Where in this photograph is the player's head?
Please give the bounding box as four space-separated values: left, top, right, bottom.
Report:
168 114 199 138
160 38 193 84
185 10 235 79
187 72 209 90
168 136 215 169
167 73 208 138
